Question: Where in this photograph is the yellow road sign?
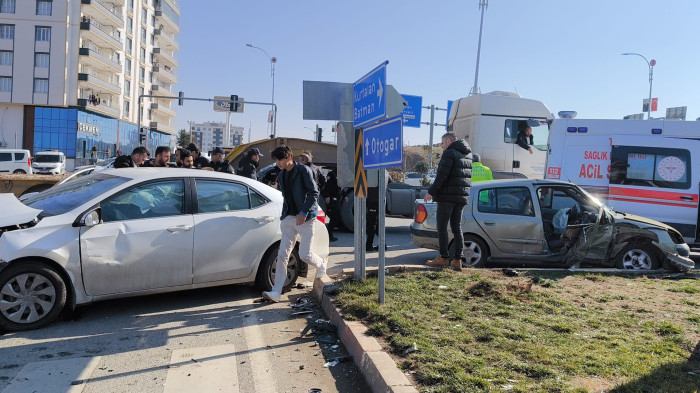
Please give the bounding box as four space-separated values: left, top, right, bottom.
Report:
354 128 367 198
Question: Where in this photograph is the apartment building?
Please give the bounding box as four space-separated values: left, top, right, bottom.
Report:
0 0 179 169
189 121 245 154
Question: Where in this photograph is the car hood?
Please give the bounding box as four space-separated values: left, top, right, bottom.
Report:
0 193 42 226
613 212 672 230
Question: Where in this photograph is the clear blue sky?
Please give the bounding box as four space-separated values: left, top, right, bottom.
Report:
174 0 700 146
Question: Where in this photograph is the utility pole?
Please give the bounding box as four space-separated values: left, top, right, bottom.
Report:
421 105 448 169
470 0 488 96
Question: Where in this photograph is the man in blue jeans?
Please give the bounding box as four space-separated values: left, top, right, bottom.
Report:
423 132 472 271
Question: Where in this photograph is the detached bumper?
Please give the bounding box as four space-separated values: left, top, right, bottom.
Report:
664 253 695 272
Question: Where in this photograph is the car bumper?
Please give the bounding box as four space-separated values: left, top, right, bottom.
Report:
410 224 439 250
664 253 695 272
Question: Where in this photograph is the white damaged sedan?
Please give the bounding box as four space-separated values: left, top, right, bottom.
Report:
0 168 329 331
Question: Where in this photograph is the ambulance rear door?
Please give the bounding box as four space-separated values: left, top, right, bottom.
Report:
609 135 700 242
556 129 612 202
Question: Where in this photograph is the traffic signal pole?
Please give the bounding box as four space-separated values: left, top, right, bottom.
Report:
137 94 277 148
421 105 448 170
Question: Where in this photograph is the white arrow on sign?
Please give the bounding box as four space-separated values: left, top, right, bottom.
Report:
377 79 384 106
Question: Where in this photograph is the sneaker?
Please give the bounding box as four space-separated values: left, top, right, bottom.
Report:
427 256 450 268
262 291 281 303
316 259 327 279
450 258 464 272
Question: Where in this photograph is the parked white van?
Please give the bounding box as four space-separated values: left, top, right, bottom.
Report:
447 91 552 180
0 149 33 174
32 150 66 175
546 118 700 244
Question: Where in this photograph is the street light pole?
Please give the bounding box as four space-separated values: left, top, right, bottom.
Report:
246 44 277 137
622 52 656 120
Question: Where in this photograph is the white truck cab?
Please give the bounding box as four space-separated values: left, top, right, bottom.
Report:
546 118 700 244
447 91 552 179
32 150 66 175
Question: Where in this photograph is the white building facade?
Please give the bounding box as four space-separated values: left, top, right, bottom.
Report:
189 121 244 154
0 0 179 168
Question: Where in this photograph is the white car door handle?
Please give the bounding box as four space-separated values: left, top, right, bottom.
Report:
254 216 275 224
167 225 192 233
484 221 496 226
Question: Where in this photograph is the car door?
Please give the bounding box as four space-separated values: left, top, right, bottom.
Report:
80 178 194 296
472 185 546 255
192 179 278 283
609 136 700 242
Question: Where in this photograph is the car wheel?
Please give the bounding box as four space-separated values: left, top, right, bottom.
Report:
0 261 67 331
12 169 26 174
450 235 488 268
615 243 659 270
255 245 300 291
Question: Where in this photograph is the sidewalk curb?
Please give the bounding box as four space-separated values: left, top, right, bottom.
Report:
312 275 418 393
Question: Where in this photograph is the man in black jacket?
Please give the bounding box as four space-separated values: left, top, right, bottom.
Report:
517 122 534 154
238 148 262 179
262 145 327 303
208 147 234 173
424 132 472 271
187 143 210 169
114 147 148 168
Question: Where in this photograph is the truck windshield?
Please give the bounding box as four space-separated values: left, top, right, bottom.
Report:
34 154 62 163
530 121 549 151
22 173 129 216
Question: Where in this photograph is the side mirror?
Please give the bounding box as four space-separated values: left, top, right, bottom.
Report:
80 208 101 227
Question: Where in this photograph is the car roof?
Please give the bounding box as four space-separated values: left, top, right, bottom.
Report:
470 178 576 189
99 167 266 188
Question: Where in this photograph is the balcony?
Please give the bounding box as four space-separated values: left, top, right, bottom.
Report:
79 44 122 72
155 0 180 34
150 120 175 134
151 101 176 117
78 71 121 94
152 65 177 84
153 28 179 50
152 47 177 68
80 18 123 51
81 0 124 27
152 83 175 97
78 97 120 117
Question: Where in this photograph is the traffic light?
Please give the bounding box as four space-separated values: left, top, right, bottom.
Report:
316 127 323 142
139 129 146 145
178 91 184 106
230 95 239 112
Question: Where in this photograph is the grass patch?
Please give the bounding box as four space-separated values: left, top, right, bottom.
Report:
335 270 700 392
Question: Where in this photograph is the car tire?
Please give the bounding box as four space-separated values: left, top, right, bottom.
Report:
615 243 659 270
12 169 26 174
255 245 300 291
450 235 489 268
0 261 67 331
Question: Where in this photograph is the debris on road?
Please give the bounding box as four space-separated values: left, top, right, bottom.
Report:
402 342 419 355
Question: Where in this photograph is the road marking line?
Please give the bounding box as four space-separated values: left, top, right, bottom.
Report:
240 308 278 393
163 344 239 393
2 356 101 393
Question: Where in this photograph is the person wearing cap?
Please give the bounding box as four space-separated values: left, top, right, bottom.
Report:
208 147 234 174
238 148 262 180
186 143 210 169
299 152 326 193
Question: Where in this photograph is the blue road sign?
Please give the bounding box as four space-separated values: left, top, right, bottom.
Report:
353 61 387 128
446 100 454 125
363 115 403 169
401 95 422 128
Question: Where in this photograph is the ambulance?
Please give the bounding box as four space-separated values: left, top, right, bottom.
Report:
545 118 700 244
447 91 552 179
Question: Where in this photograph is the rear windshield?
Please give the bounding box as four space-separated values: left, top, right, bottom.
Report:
34 154 62 163
23 173 129 216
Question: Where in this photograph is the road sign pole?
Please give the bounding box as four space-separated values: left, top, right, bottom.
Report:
354 128 368 280
378 168 386 304
429 105 435 169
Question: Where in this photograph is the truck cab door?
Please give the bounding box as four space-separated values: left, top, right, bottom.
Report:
508 119 549 179
609 135 700 243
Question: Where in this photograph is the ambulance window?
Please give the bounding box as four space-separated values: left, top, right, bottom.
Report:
504 119 549 151
610 146 690 189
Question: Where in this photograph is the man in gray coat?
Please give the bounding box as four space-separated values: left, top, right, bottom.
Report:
424 132 472 271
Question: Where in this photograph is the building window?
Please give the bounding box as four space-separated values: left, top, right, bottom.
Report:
139 66 144 83
138 86 143 97
125 37 132 55
151 15 155 27
126 16 133 32
124 79 130 95
36 0 52 16
124 101 130 117
0 76 11 91
147 108 152 119
141 7 147 24
139 46 145 61
127 0 133 12
140 27 146 41
34 78 49 93
34 52 49 67
0 50 12 65
0 24 14 39
0 0 15 13
125 58 131 76
150 33 155 45
35 26 51 42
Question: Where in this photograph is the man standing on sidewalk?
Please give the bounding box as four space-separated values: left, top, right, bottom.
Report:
423 132 472 271
262 145 327 303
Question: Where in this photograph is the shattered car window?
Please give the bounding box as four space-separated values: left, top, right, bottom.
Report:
23 173 129 217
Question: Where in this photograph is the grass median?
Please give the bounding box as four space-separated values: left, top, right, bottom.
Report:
334 270 700 392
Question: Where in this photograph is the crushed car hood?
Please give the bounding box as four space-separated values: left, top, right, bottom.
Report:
0 193 42 227
613 212 672 230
